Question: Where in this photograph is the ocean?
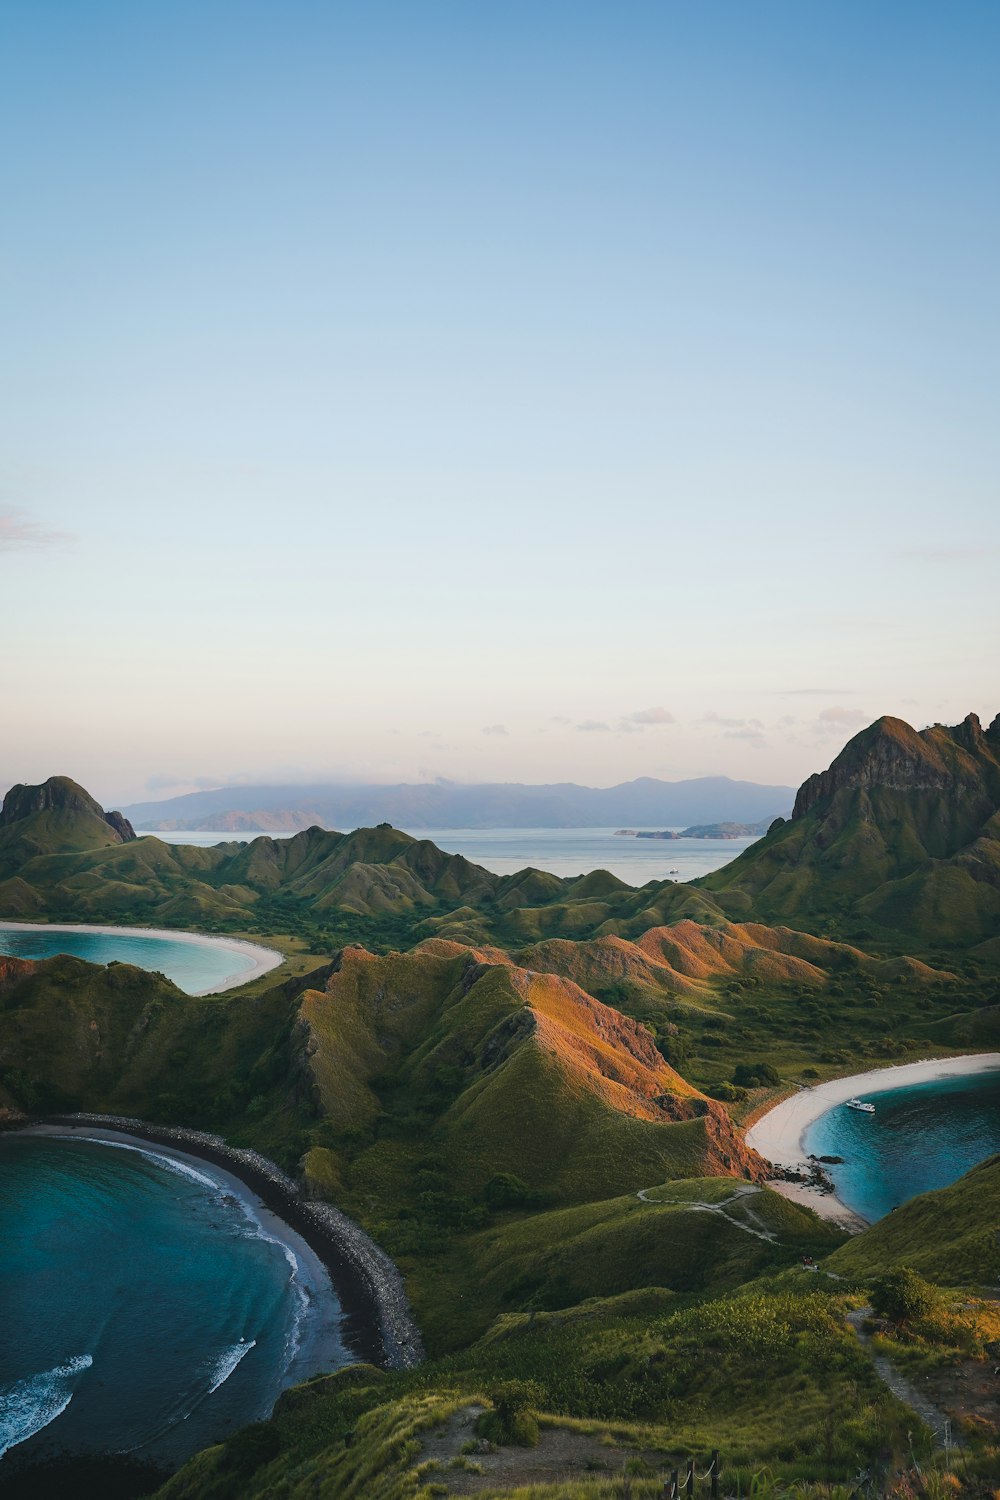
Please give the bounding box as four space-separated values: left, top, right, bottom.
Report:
0 1134 349 1472
804 1068 1000 1222
137 825 757 886
0 925 275 995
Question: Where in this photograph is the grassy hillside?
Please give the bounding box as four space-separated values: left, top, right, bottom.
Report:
826 1154 1000 1285
152 1281 926 1500
4 750 1000 1497
703 714 1000 957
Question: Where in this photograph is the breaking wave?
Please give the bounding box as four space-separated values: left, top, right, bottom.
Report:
0 1354 93 1458
64 1136 222 1190
207 1340 256 1394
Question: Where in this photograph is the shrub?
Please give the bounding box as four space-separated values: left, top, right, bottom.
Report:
475 1379 545 1447
707 1082 748 1103
870 1267 940 1326
732 1061 781 1088
483 1173 533 1210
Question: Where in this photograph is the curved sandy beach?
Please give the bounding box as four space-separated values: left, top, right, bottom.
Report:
0 921 284 995
746 1053 1000 1232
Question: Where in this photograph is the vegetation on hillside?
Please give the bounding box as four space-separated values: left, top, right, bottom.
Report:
2 719 1000 1498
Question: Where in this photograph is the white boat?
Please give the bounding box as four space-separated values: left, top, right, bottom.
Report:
845 1097 875 1114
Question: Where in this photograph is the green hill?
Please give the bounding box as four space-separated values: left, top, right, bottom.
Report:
4 756 1000 1497
826 1153 1000 1285
702 711 1000 957
0 775 135 876
0 775 711 943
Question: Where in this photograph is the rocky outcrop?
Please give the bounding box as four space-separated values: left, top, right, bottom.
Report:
0 775 135 843
0 955 36 991
793 718 947 819
792 713 999 820
103 809 137 843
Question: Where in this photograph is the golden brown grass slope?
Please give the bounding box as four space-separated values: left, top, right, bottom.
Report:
298 941 765 1209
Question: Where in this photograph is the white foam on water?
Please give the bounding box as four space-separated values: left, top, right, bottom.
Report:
207 1340 256 1394
65 1136 221 1191
0 1354 93 1458
231 1198 308 1366
121 1340 258 1454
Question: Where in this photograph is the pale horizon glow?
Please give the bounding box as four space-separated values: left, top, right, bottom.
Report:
2 2 998 807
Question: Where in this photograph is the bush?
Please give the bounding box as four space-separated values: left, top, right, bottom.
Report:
732 1061 781 1088
475 1379 545 1447
483 1173 532 1210
707 1082 748 1103
870 1267 939 1326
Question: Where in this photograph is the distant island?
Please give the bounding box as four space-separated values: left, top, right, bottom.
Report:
4 710 1000 1496
121 774 796 833
616 817 779 840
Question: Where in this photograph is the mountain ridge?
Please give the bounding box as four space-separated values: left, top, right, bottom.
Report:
117 774 795 831
704 709 1000 950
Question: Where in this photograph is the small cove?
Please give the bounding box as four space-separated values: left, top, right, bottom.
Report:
0 923 282 995
0 1133 351 1473
803 1068 1000 1222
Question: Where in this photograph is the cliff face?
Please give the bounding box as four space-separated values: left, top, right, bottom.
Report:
792 714 1000 820
706 711 1000 949
0 776 136 843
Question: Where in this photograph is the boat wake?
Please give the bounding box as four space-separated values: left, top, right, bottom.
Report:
0 1354 93 1458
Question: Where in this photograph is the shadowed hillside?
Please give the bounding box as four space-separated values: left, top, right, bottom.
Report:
702 711 1000 956
0 775 717 944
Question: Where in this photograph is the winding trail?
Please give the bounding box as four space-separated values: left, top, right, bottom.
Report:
635 1183 778 1244
846 1308 951 1444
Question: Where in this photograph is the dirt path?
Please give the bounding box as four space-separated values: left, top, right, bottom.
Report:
636 1183 778 1243
425 1404 669 1493
846 1308 952 1443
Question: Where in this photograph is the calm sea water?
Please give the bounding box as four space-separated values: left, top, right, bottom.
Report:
0 1135 349 1471
804 1069 1000 1221
138 826 757 886
0 926 266 994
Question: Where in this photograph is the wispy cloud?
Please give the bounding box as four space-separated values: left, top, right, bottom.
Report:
625 706 675 726
482 723 508 736
703 711 768 748
145 772 246 793
816 705 870 734
576 719 611 732
0 507 73 550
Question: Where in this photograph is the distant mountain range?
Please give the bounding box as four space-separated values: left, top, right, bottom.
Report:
120 775 795 832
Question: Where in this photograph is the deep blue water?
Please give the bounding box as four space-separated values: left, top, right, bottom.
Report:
0 925 271 994
0 1135 349 1469
804 1069 1000 1221
139 825 758 885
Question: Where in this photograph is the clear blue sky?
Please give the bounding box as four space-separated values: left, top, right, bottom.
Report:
2 1 998 803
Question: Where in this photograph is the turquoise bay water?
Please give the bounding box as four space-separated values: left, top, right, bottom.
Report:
0 1135 349 1470
804 1069 1000 1221
139 825 758 886
0 925 269 994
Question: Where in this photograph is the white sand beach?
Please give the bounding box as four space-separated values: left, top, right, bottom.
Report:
745 1053 1000 1231
0 920 284 994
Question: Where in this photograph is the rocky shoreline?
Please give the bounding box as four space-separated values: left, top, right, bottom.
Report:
32 1112 425 1372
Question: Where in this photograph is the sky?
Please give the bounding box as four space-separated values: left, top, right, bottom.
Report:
2 0 998 806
